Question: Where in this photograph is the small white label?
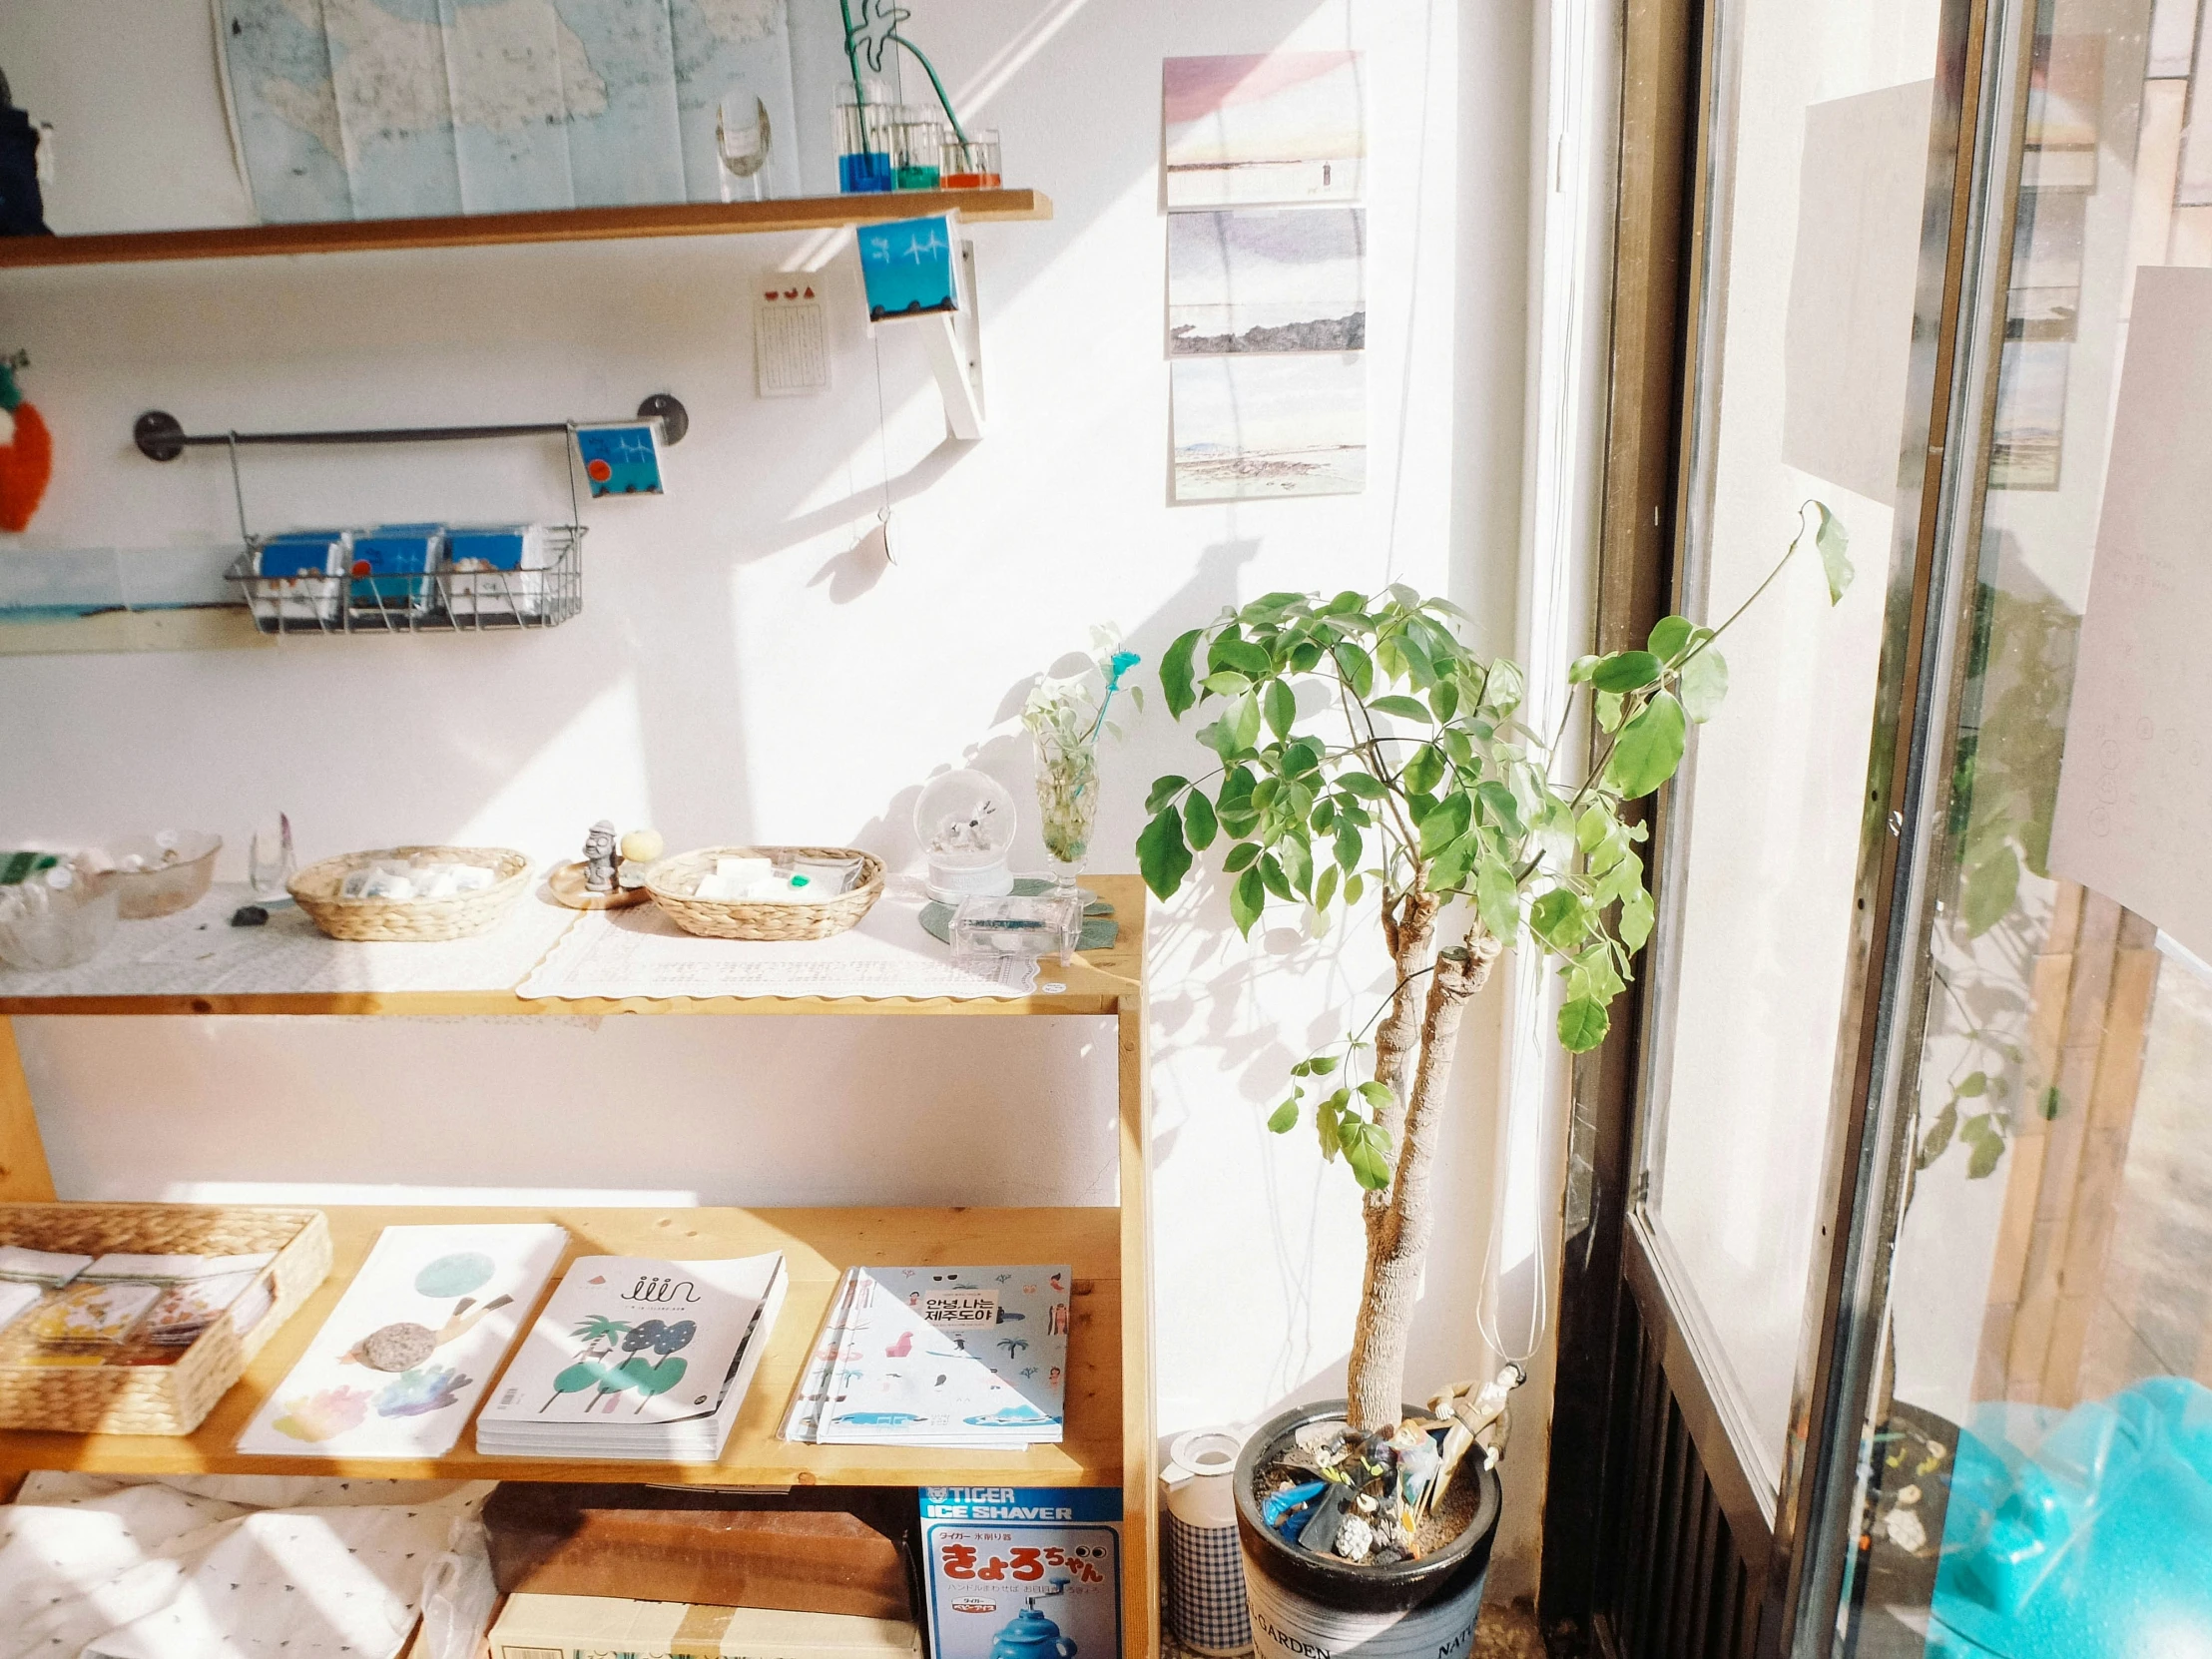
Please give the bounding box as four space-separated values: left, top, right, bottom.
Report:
923 1290 999 1327
756 279 831 397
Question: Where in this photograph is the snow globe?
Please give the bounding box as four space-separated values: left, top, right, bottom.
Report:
914 769 1017 903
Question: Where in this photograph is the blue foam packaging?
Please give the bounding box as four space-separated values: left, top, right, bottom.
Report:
348 522 443 610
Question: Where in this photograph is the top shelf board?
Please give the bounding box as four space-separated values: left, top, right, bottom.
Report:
0 190 1052 271
0 873 1143 1019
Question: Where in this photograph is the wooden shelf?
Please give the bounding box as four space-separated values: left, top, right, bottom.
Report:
0 1203 1122 1485
0 875 1145 1019
0 191 1052 270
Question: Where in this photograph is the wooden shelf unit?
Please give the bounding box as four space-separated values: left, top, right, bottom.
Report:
0 191 1052 269
0 872 1153 1652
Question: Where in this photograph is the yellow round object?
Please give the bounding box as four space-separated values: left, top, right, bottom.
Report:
620 828 665 862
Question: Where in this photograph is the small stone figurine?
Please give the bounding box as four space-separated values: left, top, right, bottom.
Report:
582 820 619 893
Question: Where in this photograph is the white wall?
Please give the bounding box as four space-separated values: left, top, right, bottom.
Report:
0 0 1541 1590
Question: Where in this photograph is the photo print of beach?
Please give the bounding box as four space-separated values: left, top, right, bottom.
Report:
1171 352 1367 501
1163 51 1366 207
1169 208 1365 354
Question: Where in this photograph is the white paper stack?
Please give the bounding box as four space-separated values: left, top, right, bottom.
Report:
781 1265 1071 1449
476 1252 788 1463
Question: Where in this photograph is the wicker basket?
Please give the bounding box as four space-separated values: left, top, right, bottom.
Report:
0 1203 331 1435
289 845 531 941
647 845 884 941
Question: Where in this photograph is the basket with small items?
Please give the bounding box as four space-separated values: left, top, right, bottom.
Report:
0 1203 331 1434
289 845 531 941
646 846 882 941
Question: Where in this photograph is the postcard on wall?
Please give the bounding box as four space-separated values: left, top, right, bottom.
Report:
1168 207 1365 355
1171 351 1366 501
2050 267 2212 963
238 1224 568 1458
1163 51 1365 207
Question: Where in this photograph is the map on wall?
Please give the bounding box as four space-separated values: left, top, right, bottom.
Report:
215 0 802 224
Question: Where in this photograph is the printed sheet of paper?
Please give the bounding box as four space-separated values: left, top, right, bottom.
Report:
2049 266 2212 959
238 1224 568 1458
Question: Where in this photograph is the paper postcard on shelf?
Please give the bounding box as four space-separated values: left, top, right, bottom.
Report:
238 1224 568 1458
802 1266 1071 1447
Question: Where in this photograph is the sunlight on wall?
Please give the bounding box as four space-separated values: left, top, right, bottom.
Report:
451 674 655 859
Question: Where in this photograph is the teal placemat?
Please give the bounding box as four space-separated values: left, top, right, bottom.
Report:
919 878 1119 950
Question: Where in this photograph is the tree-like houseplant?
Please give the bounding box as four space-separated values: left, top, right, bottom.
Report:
1135 508 1851 1647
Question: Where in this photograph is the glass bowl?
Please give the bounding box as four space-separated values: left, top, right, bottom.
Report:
0 877 120 970
107 830 223 919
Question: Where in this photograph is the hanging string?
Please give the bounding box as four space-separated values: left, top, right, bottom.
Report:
870 331 894 562
225 432 251 546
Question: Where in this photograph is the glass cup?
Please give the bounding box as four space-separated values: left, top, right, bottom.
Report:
249 817 296 901
939 129 1003 189
717 92 772 203
833 87 898 194
892 114 945 190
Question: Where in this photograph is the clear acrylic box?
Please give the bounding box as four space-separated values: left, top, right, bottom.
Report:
949 890 1084 967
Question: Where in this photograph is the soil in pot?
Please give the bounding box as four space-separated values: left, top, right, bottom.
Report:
1249 1413 1488 1566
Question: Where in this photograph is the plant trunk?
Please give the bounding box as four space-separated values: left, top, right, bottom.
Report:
1346 932 1501 1429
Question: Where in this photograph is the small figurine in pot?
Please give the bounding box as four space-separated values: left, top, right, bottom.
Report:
582 820 619 893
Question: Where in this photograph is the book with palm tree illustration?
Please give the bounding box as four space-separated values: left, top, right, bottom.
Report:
782 1264 1070 1449
476 1252 788 1463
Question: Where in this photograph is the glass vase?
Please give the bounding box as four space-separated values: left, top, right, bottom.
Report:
1034 735 1100 899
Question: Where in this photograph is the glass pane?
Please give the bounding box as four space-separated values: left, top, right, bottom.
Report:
1637 0 1942 1501
1843 0 2212 1652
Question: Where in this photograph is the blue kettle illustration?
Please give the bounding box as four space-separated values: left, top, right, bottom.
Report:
989 1602 1076 1659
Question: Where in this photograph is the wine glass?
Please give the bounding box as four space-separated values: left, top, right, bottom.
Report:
249 815 295 901
717 94 772 203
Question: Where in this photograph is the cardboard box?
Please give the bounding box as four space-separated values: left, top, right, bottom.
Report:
487 1594 916 1659
918 1487 1122 1659
483 1484 914 1621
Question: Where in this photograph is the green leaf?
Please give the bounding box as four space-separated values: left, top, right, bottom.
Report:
1231 866 1266 935
1529 888 1588 951
1338 771 1387 799
1267 1100 1300 1133
1558 998 1611 1052
1595 690 1625 733
1259 852 1294 901
1335 642 1376 698
1425 831 1479 892
1603 692 1688 800
1429 680 1459 723
1317 1092 1344 1161
1281 835 1314 900
1648 616 1694 662
1264 678 1297 741
1281 738 1324 776
1145 775 1188 814
1592 651 1665 694
1314 863 1340 912
1418 791 1472 856
1161 629 1202 718
1184 790 1218 850
1812 501 1854 604
1403 744 1445 795
1917 1102 1957 1168
1618 884 1656 951
1475 855 1520 942
1957 1071 1988 1098
1343 1122 1393 1191
1210 633 1271 678
1229 689 1263 753
1369 695 1433 722
1568 654 1602 685
1345 873 1367 906
1202 670 1252 697
1965 1120 2003 1180
1483 658 1524 717
1474 781 1523 837
1961 844 2019 937
1357 1081 1395 1111
1137 805 1193 899
1679 646 1729 723
1335 822 1363 871
1224 839 1261 872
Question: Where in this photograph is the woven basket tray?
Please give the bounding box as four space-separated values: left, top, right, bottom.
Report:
0 1203 331 1435
647 845 884 941
289 845 530 941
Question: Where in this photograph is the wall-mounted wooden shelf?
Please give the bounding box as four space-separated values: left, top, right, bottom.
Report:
0 190 1051 270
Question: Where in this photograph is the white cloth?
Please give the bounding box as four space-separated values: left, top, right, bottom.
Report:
0 1477 490 1659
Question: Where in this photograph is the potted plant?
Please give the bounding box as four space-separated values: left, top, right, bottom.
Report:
1135 507 1851 1653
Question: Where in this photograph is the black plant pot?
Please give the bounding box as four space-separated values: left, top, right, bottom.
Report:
1234 1399 1502 1657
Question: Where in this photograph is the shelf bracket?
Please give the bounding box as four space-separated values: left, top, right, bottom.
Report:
916 240 986 440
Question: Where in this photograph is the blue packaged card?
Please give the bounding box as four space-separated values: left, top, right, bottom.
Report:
444 525 530 570
256 531 346 579
858 214 958 320
920 1488 1122 1659
575 424 664 497
349 524 442 609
